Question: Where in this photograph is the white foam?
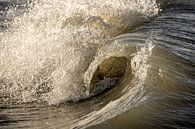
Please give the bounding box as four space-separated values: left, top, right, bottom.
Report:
0 0 159 103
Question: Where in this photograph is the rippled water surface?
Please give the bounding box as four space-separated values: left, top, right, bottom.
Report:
0 0 195 129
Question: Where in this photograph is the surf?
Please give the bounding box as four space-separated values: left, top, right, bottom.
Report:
0 1 195 129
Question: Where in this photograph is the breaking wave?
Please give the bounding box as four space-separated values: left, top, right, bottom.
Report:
0 0 195 129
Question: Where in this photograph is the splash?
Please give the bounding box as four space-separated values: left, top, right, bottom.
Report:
0 0 159 104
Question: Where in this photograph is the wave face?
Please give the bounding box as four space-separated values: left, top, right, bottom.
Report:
0 0 159 104
0 0 195 129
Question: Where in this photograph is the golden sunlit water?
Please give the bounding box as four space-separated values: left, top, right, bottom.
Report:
0 0 195 129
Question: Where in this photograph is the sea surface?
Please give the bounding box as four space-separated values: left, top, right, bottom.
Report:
0 0 195 129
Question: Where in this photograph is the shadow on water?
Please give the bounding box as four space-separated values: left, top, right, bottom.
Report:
0 115 17 127
0 106 18 128
0 0 195 129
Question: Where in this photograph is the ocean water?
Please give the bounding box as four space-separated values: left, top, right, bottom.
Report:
0 0 195 129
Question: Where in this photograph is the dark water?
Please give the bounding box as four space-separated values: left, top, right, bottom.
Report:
0 0 195 129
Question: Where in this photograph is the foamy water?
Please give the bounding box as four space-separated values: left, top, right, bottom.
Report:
0 1 195 129
0 0 159 104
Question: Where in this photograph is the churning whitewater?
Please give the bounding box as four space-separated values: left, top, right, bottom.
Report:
0 0 195 129
0 0 159 104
